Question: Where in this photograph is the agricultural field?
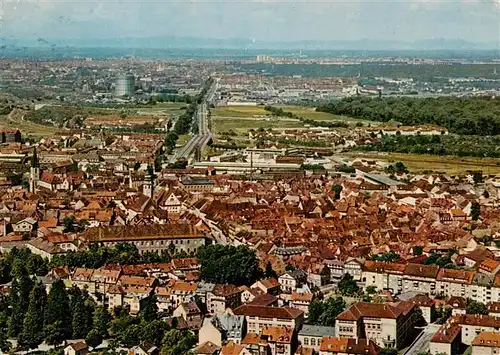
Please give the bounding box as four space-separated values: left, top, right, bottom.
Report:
0 109 57 138
348 151 500 175
134 102 187 117
213 106 269 118
277 106 361 122
212 117 303 135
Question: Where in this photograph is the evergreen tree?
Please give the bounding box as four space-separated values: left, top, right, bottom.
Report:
72 294 92 339
140 294 159 323
8 269 33 337
45 279 72 339
19 281 47 350
471 202 481 221
264 261 278 279
92 306 111 339
85 329 102 350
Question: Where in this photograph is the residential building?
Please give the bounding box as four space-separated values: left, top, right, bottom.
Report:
233 305 304 333
64 342 89 355
207 284 242 315
198 314 246 346
251 278 281 295
335 301 418 349
402 264 439 296
279 269 307 293
319 337 380 355
298 325 335 351
429 323 462 355
471 332 500 355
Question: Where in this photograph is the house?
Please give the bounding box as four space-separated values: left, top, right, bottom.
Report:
402 264 439 296
26 237 66 262
319 337 380 355
173 300 203 321
233 305 304 333
108 285 152 314
12 217 38 234
429 323 462 355
64 342 89 355
471 332 500 355
445 296 467 316
207 284 242 315
362 261 406 294
343 258 363 281
251 278 281 295
409 294 435 324
452 314 500 345
279 269 307 293
298 325 335 351
221 342 251 355
194 342 220 355
129 342 160 355
335 301 419 349
290 292 313 316
241 326 294 355
156 280 197 311
488 301 500 317
198 314 246 346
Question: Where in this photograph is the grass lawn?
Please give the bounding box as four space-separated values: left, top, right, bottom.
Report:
348 151 500 175
135 102 186 116
212 117 303 134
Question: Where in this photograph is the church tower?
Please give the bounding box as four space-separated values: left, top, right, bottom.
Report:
143 165 155 198
29 148 40 193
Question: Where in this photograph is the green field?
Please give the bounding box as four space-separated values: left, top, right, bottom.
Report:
212 117 304 134
213 106 269 118
347 151 500 175
134 102 187 116
277 106 358 122
214 105 369 123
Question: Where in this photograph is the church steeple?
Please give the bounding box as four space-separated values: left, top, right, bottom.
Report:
29 148 40 193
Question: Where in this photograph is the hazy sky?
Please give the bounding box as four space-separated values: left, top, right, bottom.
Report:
2 0 500 43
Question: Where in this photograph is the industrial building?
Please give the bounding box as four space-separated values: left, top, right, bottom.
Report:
115 73 135 97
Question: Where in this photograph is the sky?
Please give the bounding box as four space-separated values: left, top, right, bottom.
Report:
2 0 500 44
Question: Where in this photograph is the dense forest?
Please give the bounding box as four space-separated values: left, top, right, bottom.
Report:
316 96 500 135
361 134 500 158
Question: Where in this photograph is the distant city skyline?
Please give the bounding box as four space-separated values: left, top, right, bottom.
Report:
2 0 500 46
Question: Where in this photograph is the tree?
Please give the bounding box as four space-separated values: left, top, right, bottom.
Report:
118 324 141 348
92 306 111 339
467 300 488 315
140 320 170 347
140 294 159 323
85 329 102 350
307 300 325 324
0 328 10 353
71 291 92 339
264 261 278 279
44 321 66 347
473 172 483 184
471 202 481 221
318 297 347 327
307 298 346 327
160 330 196 355
332 184 343 200
414 246 424 256
20 281 47 350
380 348 398 355
338 274 359 296
8 265 34 337
45 279 72 339
197 245 263 286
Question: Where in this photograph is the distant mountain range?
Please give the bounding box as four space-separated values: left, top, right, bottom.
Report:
2 36 498 51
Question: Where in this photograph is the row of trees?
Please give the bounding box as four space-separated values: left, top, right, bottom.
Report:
50 242 190 270
317 96 500 136
361 134 500 158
